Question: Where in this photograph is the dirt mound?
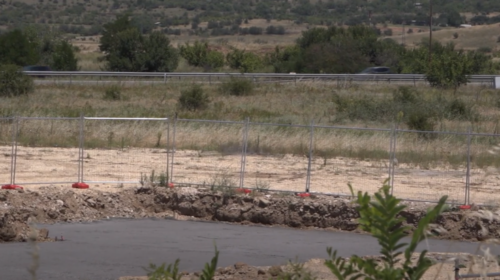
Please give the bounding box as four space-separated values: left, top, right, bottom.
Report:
0 186 498 243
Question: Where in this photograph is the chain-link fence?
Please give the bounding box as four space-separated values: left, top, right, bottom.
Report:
2 116 500 205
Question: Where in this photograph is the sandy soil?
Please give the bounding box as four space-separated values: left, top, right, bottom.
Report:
0 145 497 204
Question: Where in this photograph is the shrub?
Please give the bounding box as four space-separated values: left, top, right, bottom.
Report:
178 84 210 111
219 77 254 96
446 99 472 120
103 85 122 100
406 111 436 139
477 46 492 53
326 184 447 280
0 64 34 97
453 32 459 39
383 28 393 36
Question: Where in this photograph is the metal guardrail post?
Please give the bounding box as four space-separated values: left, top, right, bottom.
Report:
166 117 170 183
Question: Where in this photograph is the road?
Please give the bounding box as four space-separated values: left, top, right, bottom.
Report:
0 218 493 280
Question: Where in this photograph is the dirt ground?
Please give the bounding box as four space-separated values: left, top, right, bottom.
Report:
1 146 497 205
1 185 500 279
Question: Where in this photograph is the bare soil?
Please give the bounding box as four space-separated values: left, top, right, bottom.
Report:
1 146 496 204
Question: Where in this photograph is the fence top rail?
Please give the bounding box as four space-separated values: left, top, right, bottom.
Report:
84 117 169 121
177 118 245 125
17 116 79 121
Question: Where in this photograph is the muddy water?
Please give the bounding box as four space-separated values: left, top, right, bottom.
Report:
0 219 494 280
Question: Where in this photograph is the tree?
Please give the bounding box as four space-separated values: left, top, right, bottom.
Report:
179 41 224 71
100 14 135 54
0 64 34 97
226 48 262 73
138 31 178 72
51 41 79 71
0 29 39 66
101 16 179 72
105 28 143 71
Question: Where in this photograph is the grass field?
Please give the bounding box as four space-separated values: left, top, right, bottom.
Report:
2 81 500 170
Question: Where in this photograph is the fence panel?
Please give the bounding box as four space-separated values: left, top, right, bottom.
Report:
82 118 169 187
169 119 244 189
242 123 310 192
310 126 392 196
0 118 14 185
14 117 80 186
391 130 467 204
468 134 500 205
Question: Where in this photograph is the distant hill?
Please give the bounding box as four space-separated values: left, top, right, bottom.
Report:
1 0 499 53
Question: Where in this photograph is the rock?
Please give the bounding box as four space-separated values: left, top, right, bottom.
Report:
234 262 248 270
56 200 64 206
268 265 283 276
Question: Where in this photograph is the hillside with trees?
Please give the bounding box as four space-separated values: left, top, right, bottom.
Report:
1 0 500 37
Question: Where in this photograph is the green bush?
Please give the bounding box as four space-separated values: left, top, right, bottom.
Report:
0 64 34 97
406 111 436 139
326 184 447 280
219 77 254 96
446 98 473 120
103 85 122 100
178 84 210 111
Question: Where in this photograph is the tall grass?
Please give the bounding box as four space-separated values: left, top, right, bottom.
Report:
1 82 500 167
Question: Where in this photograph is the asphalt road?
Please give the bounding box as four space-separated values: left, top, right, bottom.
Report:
0 218 494 280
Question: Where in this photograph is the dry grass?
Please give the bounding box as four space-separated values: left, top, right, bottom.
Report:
1 82 500 169
387 23 500 51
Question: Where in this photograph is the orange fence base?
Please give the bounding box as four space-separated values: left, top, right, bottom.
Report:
236 188 251 194
72 182 89 189
296 192 310 198
1 184 23 190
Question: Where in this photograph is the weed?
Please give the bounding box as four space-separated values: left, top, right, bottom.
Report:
325 183 447 280
145 259 182 280
178 84 210 111
103 84 122 100
278 258 318 280
140 170 169 188
255 177 270 193
219 77 254 96
210 170 237 195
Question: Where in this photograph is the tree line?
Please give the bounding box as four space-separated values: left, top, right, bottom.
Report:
1 16 498 91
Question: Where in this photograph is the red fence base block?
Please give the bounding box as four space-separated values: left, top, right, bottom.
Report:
168 183 174 188
459 205 471 210
1 184 23 190
236 188 251 194
295 192 310 198
72 182 89 189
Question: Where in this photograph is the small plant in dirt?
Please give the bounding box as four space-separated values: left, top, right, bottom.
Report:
209 170 237 195
140 170 169 188
146 245 219 280
103 84 122 100
219 77 254 96
0 64 34 97
178 84 210 111
325 183 447 280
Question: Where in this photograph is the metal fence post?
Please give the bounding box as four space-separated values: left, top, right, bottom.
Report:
305 120 314 193
166 117 170 183
9 117 19 185
170 114 177 183
77 114 84 182
239 118 249 188
465 127 472 205
388 124 398 195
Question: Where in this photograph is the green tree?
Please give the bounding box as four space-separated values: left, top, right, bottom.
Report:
326 184 447 280
105 28 144 71
51 41 79 71
226 48 262 72
179 41 224 71
0 29 39 66
138 31 178 72
0 64 34 97
100 14 135 54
